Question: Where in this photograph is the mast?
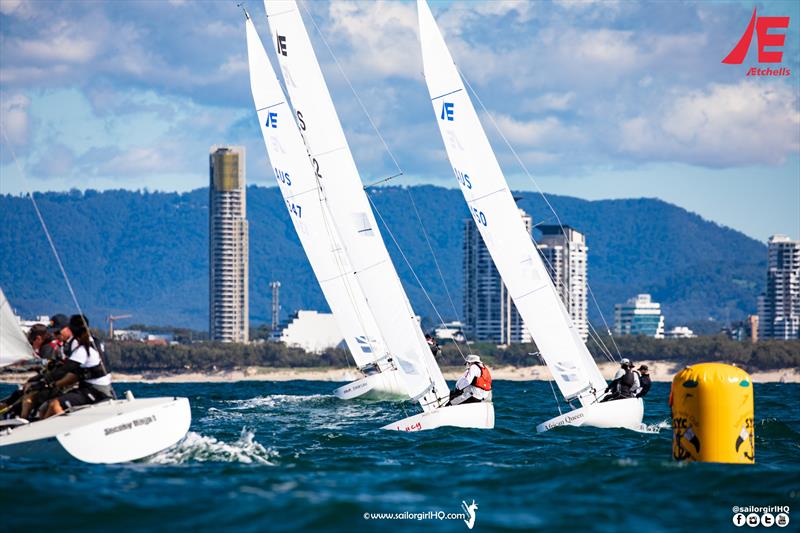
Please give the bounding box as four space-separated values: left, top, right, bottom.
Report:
244 14 396 373
263 0 449 409
417 0 607 406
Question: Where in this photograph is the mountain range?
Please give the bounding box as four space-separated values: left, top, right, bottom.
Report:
0 185 766 332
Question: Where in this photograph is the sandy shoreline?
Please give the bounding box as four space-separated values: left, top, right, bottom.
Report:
2 360 797 384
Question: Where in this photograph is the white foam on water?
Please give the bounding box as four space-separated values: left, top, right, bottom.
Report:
226 394 327 410
147 427 278 465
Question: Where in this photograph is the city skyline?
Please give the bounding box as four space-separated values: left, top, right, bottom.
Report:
0 1 797 242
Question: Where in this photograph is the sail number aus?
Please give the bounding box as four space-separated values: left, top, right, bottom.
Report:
274 168 291 186
453 167 472 189
286 200 302 218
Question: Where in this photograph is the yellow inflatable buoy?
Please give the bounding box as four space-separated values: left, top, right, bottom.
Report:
670 363 754 464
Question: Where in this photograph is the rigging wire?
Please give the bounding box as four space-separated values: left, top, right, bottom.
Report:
298 0 403 175
405 187 476 356
298 2 468 362
365 193 467 362
1 129 89 326
459 71 622 361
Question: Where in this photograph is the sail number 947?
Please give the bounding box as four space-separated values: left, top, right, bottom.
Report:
286 201 302 218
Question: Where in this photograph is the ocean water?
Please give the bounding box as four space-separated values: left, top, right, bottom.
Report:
0 380 797 532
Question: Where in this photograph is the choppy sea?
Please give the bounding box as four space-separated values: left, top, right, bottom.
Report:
0 380 797 531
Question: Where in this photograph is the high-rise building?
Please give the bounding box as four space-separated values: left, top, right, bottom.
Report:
614 294 665 338
537 225 589 341
463 208 532 344
209 145 249 343
757 234 799 340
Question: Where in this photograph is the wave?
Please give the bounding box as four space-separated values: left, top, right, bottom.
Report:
147 427 278 465
226 394 329 410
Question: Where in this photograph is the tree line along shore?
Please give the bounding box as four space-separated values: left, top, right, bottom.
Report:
90 335 799 374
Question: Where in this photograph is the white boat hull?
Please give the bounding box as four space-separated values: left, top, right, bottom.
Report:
536 397 644 433
382 402 495 431
333 369 408 400
0 395 191 464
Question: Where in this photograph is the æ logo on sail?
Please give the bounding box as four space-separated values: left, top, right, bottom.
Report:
277 34 288 56
266 112 278 128
440 102 454 121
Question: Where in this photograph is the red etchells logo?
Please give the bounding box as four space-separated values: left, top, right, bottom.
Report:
722 7 791 76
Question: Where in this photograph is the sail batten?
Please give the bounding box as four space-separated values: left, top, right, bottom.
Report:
264 0 449 408
417 0 607 405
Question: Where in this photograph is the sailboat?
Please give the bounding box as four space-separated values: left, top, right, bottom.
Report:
417 0 644 432
0 293 190 463
243 10 404 402
251 1 492 430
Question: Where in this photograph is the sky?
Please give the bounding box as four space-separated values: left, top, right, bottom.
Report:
0 0 798 242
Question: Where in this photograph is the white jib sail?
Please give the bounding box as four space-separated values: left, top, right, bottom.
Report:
417 0 607 405
0 288 34 367
245 15 392 372
264 0 449 409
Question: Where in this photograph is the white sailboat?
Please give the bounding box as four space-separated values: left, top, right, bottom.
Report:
0 296 190 463
257 1 493 430
417 0 643 432
244 11 403 401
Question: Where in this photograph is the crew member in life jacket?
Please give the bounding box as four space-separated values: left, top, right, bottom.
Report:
448 354 492 406
42 314 115 418
602 358 639 402
634 365 651 398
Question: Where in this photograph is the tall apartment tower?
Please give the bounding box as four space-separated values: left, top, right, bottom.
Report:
537 225 589 341
209 145 249 343
757 234 799 340
463 208 532 344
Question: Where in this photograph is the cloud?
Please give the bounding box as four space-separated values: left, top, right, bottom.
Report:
0 93 31 146
619 81 800 167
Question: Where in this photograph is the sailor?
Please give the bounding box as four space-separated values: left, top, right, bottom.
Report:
1 323 65 419
48 313 73 358
603 358 638 401
448 354 492 406
425 334 440 357
634 365 652 398
42 314 115 418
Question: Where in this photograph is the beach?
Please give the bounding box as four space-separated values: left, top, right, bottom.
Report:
3 360 796 384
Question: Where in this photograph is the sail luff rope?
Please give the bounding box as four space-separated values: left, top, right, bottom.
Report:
459 71 620 360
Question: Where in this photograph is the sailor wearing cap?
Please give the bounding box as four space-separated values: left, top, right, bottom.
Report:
448 354 492 406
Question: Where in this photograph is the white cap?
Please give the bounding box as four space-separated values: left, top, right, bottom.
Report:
621 358 631 365
465 354 481 364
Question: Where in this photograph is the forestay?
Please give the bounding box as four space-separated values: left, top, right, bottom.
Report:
417 0 607 406
244 15 391 372
264 0 449 409
0 288 34 367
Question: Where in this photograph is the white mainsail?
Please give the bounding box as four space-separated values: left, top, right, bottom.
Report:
0 288 34 367
417 0 607 406
244 14 392 374
264 0 449 409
